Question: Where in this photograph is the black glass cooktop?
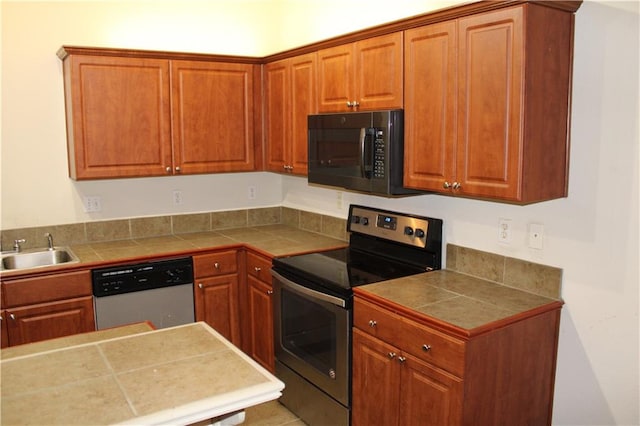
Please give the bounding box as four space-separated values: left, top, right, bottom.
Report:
272 247 428 297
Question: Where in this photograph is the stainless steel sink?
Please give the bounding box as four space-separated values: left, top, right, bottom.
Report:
1 248 79 271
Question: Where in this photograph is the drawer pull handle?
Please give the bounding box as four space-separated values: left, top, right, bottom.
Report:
422 344 432 352
198 283 203 289
214 262 220 269
368 320 377 328
255 266 262 272
388 352 396 359
267 290 273 295
9 313 16 321
398 356 406 363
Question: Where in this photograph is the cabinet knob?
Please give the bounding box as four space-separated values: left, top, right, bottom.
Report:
452 182 461 190
198 283 203 289
175 166 182 173
368 320 377 328
346 101 353 107
388 352 396 359
214 262 220 269
443 181 452 189
398 356 406 363
254 266 262 272
267 290 273 295
422 344 431 352
166 166 172 173
9 313 16 321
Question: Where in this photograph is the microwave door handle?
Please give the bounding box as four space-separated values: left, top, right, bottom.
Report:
359 127 367 178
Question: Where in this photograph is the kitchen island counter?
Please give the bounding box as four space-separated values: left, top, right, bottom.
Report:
0 322 284 425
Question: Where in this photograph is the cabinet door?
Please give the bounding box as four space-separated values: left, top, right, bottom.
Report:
317 44 354 112
352 328 401 426
246 275 274 372
355 32 404 110
403 22 457 192
398 352 463 426
264 60 290 173
5 296 95 346
171 61 256 174
457 7 523 199
289 53 316 174
195 275 240 345
64 55 172 179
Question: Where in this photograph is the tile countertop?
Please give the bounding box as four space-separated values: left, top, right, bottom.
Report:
355 269 563 337
0 322 284 426
68 224 347 265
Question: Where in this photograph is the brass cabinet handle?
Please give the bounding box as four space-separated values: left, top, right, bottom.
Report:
443 181 451 189
388 352 396 359
452 182 461 190
422 344 431 352
165 166 172 173
175 166 181 172
368 320 377 328
398 356 406 363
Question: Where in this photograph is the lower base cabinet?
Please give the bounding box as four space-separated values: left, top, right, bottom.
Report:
242 250 275 372
1 270 95 347
352 296 562 425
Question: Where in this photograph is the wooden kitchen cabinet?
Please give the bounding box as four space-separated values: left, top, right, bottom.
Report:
352 295 562 425
403 4 575 203
1 270 95 347
242 250 275 372
193 249 241 345
264 53 317 175
317 32 403 112
58 47 257 179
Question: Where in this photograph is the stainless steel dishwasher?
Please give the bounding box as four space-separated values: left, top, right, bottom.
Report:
92 257 195 330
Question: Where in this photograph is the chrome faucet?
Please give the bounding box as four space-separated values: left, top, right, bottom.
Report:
13 239 26 252
45 233 54 250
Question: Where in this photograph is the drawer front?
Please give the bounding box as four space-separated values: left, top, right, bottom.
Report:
3 270 92 307
354 297 465 376
194 250 238 277
246 251 272 283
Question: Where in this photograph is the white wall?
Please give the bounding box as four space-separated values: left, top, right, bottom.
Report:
1 1 638 424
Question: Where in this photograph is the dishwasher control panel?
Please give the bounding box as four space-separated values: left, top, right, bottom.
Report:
92 257 193 297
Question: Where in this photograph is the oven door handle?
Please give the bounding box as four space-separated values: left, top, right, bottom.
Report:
271 270 346 308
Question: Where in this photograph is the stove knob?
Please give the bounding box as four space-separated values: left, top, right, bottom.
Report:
415 229 426 238
404 226 414 236
351 216 361 224
361 217 369 226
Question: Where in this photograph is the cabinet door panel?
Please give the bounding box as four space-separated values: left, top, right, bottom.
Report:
352 329 401 426
264 60 290 173
356 32 404 110
247 275 274 372
404 22 457 191
399 353 463 426
6 297 95 346
458 8 523 199
289 54 316 174
195 275 240 345
317 44 353 112
171 61 255 173
66 56 172 179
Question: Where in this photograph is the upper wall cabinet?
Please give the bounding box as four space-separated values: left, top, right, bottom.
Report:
317 32 403 113
404 4 576 203
264 53 317 175
58 47 258 180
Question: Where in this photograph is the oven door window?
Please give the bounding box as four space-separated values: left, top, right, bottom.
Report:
281 288 337 377
308 128 374 178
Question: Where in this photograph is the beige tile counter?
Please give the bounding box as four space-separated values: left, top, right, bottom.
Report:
0 322 284 425
356 269 562 334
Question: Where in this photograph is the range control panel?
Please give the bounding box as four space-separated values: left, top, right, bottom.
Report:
347 205 440 249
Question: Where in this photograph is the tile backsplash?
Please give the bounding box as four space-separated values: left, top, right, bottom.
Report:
446 244 562 299
0 207 348 251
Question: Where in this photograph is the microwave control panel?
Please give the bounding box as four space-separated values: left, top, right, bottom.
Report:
373 130 385 178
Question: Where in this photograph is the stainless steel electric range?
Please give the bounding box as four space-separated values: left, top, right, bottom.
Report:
271 205 443 425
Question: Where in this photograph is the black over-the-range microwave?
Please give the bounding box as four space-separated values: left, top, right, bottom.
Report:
307 109 420 196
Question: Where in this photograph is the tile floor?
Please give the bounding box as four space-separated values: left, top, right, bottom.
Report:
243 401 306 425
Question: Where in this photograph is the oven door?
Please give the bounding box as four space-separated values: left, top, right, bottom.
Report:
272 270 350 407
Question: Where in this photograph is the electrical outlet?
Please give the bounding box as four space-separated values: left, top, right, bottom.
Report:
529 223 544 249
173 190 183 205
83 196 102 213
248 185 256 200
498 218 511 244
